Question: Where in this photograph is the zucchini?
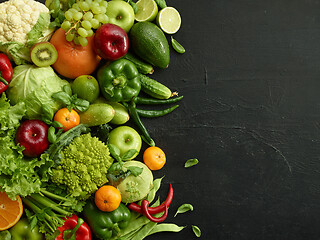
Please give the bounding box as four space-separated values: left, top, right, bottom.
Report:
124 52 154 74
139 74 173 99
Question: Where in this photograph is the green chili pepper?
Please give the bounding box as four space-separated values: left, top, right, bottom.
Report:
127 100 155 146
97 59 141 102
134 95 183 105
136 105 179 118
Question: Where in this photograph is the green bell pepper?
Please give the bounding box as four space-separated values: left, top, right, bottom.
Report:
9 218 43 240
97 59 141 102
83 201 131 240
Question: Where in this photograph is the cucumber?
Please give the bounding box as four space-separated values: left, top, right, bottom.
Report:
123 52 154 74
139 74 172 99
79 103 115 126
129 22 170 69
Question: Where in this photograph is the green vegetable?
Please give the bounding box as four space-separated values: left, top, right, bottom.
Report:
115 160 153 203
129 22 170 69
123 52 154 74
51 88 90 112
192 225 201 237
50 132 114 200
185 158 199 168
135 104 179 118
154 0 167 9
97 59 141 102
139 74 174 100
148 223 186 235
134 95 183 105
6 65 69 119
9 218 43 240
79 103 115 126
0 94 53 199
171 37 186 54
22 188 85 239
174 203 194 217
83 201 131 240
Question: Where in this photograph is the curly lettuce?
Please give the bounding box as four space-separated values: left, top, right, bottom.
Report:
0 94 52 200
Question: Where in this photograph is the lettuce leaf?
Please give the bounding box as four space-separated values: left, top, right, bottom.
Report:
0 94 53 200
6 65 69 120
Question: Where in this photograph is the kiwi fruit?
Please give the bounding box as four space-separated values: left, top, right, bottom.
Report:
30 42 58 67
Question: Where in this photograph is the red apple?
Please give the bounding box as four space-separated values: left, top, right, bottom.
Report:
15 120 50 157
94 23 129 61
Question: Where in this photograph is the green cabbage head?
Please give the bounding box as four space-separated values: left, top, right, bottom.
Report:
6 65 69 119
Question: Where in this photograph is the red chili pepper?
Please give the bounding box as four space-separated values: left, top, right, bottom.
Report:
56 215 91 240
0 53 13 94
141 199 168 223
128 183 173 215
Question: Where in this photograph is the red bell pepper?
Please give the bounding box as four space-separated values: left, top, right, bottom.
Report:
56 215 91 240
0 53 13 94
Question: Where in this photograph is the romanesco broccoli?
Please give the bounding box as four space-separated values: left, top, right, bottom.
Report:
50 133 114 200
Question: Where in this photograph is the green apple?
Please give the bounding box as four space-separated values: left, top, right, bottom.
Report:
106 0 135 32
108 126 142 160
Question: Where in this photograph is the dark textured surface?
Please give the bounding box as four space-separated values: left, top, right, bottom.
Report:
4 0 320 239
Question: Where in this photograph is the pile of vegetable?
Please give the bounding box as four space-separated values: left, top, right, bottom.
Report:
0 0 200 239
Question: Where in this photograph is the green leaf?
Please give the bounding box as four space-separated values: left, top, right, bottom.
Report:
174 203 194 217
48 126 57 144
51 91 72 105
63 84 73 96
73 98 90 112
41 103 54 121
184 158 199 168
192 225 201 237
108 144 122 162
127 166 143 177
171 37 185 54
0 230 11 240
122 149 138 161
52 121 63 128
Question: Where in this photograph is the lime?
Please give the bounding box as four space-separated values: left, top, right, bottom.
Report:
71 75 100 103
156 7 181 34
135 0 158 22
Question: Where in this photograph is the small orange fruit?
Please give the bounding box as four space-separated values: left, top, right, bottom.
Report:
143 146 166 170
54 108 80 132
0 192 23 231
95 185 121 212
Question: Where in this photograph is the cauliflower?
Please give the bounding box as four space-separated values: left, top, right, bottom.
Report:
0 0 54 64
50 133 114 200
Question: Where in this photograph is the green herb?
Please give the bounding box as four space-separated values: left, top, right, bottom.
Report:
154 0 167 9
192 225 201 237
174 203 194 217
171 37 186 54
184 158 199 168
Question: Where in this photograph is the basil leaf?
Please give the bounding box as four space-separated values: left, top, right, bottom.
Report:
192 225 201 237
52 91 72 105
184 158 199 168
171 37 185 54
122 149 138 161
52 121 63 128
108 144 121 162
63 84 73 96
174 203 193 217
127 166 143 177
74 98 90 112
48 126 57 144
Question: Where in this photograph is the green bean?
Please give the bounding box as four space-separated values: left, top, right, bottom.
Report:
131 222 157 240
148 223 186 236
127 101 155 147
147 177 164 203
134 95 183 105
136 105 179 118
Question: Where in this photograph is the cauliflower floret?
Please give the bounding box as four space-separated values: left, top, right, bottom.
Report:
0 0 49 44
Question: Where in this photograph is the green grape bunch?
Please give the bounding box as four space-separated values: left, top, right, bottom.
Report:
61 0 109 46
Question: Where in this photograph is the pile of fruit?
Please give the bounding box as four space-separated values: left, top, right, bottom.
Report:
0 0 200 239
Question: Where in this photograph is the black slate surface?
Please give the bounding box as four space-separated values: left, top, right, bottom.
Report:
4 0 320 239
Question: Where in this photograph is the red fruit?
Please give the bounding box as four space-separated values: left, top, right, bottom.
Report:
15 120 50 157
94 23 129 61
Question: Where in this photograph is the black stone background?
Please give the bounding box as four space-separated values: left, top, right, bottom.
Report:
7 0 320 239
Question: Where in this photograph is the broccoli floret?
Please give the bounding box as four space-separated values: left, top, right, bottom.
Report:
51 133 114 200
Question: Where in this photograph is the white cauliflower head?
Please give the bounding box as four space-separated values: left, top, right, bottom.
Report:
0 0 49 44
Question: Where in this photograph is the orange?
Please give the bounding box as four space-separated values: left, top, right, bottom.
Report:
95 185 121 212
54 108 80 132
0 192 23 231
143 146 166 170
50 28 101 79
